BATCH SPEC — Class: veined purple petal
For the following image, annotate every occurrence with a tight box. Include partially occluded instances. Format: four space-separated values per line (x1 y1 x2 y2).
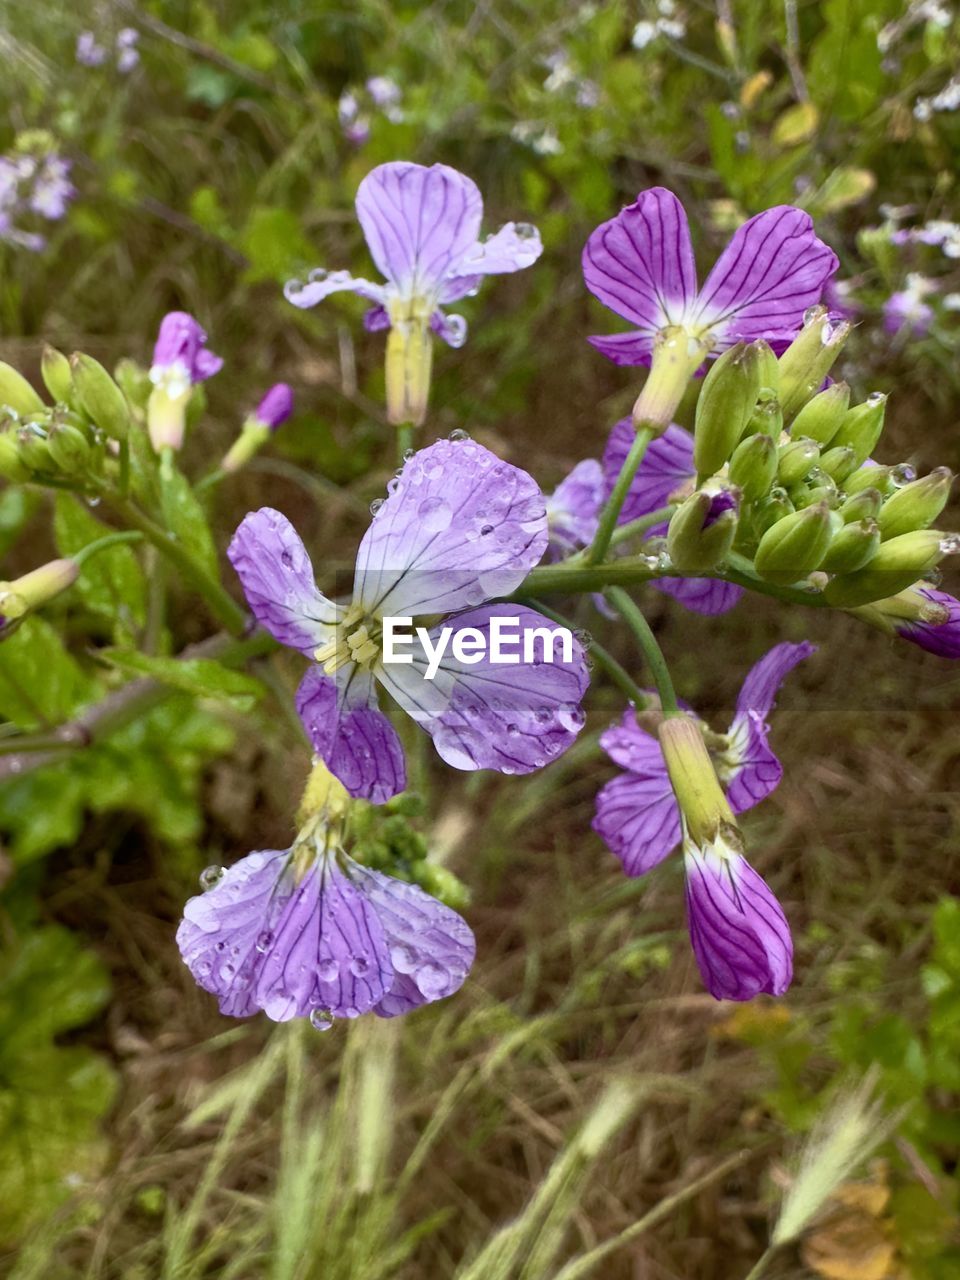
684 842 793 1000
593 707 681 875
654 577 744 616
421 604 589 775
349 864 476 1016
546 458 604 559
603 419 695 524
583 187 697 332
363 305 392 332
228 508 340 655
284 269 387 311
895 587 960 658
586 330 656 367
598 704 662 771
296 667 406 804
356 162 483 296
734 640 815 724
694 206 838 349
353 439 548 619
151 311 223 382
444 221 543 294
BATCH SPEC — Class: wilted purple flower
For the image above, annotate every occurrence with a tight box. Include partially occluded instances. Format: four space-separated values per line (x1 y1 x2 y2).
545 459 604 558
76 32 108 67
177 838 475 1023
883 274 935 337
603 418 743 615
228 437 590 803
253 382 294 431
583 187 838 367
150 311 223 398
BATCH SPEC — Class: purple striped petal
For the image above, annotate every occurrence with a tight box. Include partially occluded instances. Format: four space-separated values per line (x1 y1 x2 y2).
583 187 697 332
354 439 548 619
546 458 604 558
694 206 838 349
284 269 387 311
421 604 589 775
228 508 340 656
586 330 656 367
443 221 543 297
593 707 681 875
603 419 695 524
355 162 483 296
684 842 793 1000
894 587 960 658
349 864 476 1016
151 311 222 382
654 577 744 616
296 667 406 803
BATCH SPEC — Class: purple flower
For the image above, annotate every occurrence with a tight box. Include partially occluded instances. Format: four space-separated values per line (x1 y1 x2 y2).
582 186 838 367
116 27 140 73
894 586 960 657
76 32 108 67
150 311 223 398
177 841 475 1023
883 275 935 337
366 76 402 110
228 438 590 803
545 459 604 558
602 418 743 615
284 161 543 350
28 157 75 221
253 382 294 431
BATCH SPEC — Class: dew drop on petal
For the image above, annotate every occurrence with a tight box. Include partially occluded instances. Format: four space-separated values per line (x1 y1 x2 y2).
255 931 272 954
349 955 370 976
370 497 385 517
308 268 328 284
415 962 451 999
448 428 471 442
558 703 585 732
866 391 887 406
939 533 960 555
309 1007 335 1032
317 957 340 982
390 944 418 973
890 463 916 487
418 496 453 532
514 222 537 241
199 865 224 891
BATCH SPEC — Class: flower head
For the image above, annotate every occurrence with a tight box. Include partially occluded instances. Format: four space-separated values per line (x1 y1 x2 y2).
76 32 108 67
883 274 935 337
228 437 590 803
545 458 604 559
147 311 222 452
116 28 140 74
253 382 294 431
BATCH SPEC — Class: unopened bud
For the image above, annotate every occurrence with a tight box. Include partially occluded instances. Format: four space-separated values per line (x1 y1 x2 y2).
71 354 131 440
753 489 795 535
819 445 859 484
0 558 79 621
0 362 44 417
820 518 880 573
823 530 951 606
41 346 74 405
729 433 778 501
840 487 883 523
16 425 52 471
792 480 838 510
778 308 852 420
47 422 93 474
753 340 779 396
830 393 887 467
788 381 850 446
849 584 952 638
743 387 783 439
0 432 29 483
754 501 833 583
693 342 762 477
778 437 820 487
666 487 739 571
114 357 153 409
845 463 892 497
877 467 953 541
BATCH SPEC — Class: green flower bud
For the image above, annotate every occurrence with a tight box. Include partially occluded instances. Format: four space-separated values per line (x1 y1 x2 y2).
820 519 881 573
829 393 887 467
114 358 153 410
46 422 93 474
849 584 951 636
0 362 44 417
0 431 29 482
753 340 779 396
791 480 838 510
778 309 852 421
659 716 737 846
823 530 952 607
410 862 471 912
840 487 883 523
728 433 778 501
16 425 52 471
844 464 892 497
41 346 74 405
787 381 850 447
666 487 739 572
876 467 953 541
693 342 762 478
752 489 795 536
754 501 833 583
70 353 131 440
778 437 821 487
819 445 859 484
743 388 783 440
0 558 79 620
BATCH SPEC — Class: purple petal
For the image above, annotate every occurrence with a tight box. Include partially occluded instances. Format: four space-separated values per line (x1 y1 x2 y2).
593 707 681 875
355 162 483 295
363 305 392 332
582 187 697 332
354 439 548 619
254 383 294 431
228 508 340 655
694 207 839 349
895 587 960 658
654 577 744 616
420 604 589 775
598 704 661 771
284 269 387 311
546 458 604 559
296 667 406 804
349 864 476 1016
684 843 793 1000
444 220 543 293
603 419 695 524
734 640 815 724
586 330 656 367
151 311 222 383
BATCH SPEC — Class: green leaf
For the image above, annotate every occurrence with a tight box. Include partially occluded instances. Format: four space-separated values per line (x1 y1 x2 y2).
159 464 219 580
99 649 266 710
53 494 146 641
0 618 95 729
239 206 318 284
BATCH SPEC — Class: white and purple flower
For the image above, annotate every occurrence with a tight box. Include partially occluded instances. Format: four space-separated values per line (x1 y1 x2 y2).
883 273 936 338
147 311 223 451
228 437 590 804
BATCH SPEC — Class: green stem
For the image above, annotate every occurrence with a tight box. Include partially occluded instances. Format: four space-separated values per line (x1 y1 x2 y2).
395 422 415 465
118 438 130 497
740 1246 778 1280
604 587 679 717
525 597 650 710
71 529 143 568
585 427 653 565
609 504 676 549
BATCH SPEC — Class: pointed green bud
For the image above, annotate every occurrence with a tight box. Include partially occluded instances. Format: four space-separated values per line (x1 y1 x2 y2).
752 489 795 536
70 353 131 440
666 487 740 572
693 342 762 477
0 362 44 417
778 308 852 420
823 530 952 607
840 487 883 523
849 584 952 636
778 437 820 487
729 433 778 501
46 422 93 474
791 480 838 510
16 425 52 471
830 393 887 467
754 501 833 583
0 558 79 620
114 357 153 410
820 519 881 573
0 432 29 482
844 464 892 497
819 445 859 484
787 381 851 446
753 340 779 396
877 467 953 541
743 388 783 440
41 346 74 405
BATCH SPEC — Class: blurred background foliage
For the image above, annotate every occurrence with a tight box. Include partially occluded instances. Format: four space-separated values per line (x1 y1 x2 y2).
0 0 958 1276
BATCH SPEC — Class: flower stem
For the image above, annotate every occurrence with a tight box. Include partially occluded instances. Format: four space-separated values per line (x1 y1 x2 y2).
525 597 651 710
604 587 679 717
396 422 415 465
609 505 676 548
71 529 144 568
585 427 653 566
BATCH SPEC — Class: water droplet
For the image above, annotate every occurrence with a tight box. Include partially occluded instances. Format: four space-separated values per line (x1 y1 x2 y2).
479 523 494 536
535 706 552 724
85 495 102 508
403 448 415 461
310 1007 335 1032
280 550 293 568
803 306 823 326
255 931 272 954
939 533 960 554
558 702 585 732
418 496 453 532
199 865 224 891
390 944 418 973
317 957 340 982
890 464 916 488
415 962 451 999
514 222 538 241
308 267 328 284
866 391 887 406
370 497 385 516
924 566 944 587
448 428 471 442
444 314 468 348
349 955 370 976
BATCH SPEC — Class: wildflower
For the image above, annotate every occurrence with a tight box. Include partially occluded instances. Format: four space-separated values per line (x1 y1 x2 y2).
221 383 294 473
602 418 743 614
851 583 960 658
593 643 813 999
366 75 403 121
545 459 604 558
228 437 590 803
285 162 542 425
147 311 222 451
76 32 108 67
116 28 140 74
883 273 936 337
0 149 75 249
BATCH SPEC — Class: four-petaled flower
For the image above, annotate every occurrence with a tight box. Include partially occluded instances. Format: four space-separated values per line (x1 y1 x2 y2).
228 437 590 805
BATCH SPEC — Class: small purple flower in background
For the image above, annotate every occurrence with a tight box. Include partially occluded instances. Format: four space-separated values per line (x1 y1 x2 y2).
28 156 76 221
338 91 371 147
366 76 404 121
602 418 743 615
545 459 604 559
221 383 295 473
178 834 475 1024
116 28 140 74
76 32 108 67
228 437 590 803
883 273 936 338
147 311 223 451
822 277 860 323
592 642 813 999
582 186 838 367
253 382 294 431
0 149 75 250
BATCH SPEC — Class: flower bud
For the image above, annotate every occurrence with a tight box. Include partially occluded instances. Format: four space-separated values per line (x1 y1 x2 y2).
876 467 953 541
632 326 708 434
829 393 887 467
666 487 739 572
41 346 74 405
253 383 294 431
753 340 779 396
0 558 79 623
820 518 880 573
743 388 783 440
840 487 883 523
778 438 820 487
0 432 29 483
46 421 93 474
752 489 795 535
728 433 778 501
778 308 852 421
823 530 951 606
819 445 859 484
658 715 737 846
16 425 52 471
0 362 44 417
850 584 960 658
787 381 850 446
791 480 838 510
844 463 892 497
70 354 131 440
114 357 153 409
754 501 833 583
693 342 762 477
221 384 295 473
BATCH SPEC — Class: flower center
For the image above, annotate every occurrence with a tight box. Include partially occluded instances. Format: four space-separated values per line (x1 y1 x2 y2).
313 602 382 674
